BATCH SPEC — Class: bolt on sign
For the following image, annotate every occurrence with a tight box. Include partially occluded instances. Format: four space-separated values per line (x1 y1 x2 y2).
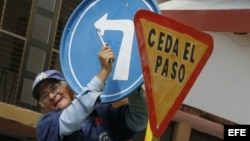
134 10 214 137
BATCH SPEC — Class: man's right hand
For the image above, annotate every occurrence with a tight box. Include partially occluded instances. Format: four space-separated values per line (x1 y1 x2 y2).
97 46 115 83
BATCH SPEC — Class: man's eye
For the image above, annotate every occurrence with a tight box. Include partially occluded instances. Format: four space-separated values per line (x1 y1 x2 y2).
50 84 59 92
41 93 48 99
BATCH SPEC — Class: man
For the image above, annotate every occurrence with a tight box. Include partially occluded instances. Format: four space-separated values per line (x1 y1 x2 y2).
32 46 148 141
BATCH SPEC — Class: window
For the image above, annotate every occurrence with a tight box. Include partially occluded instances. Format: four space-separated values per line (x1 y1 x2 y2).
0 0 32 104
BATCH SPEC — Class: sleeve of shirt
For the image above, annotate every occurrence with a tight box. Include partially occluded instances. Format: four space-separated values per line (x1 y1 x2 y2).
59 75 104 139
125 87 148 132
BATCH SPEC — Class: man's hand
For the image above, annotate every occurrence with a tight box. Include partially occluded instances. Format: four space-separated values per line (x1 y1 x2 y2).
97 46 115 83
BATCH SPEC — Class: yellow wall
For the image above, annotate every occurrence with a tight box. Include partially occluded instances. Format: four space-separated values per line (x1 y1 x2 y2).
0 102 41 128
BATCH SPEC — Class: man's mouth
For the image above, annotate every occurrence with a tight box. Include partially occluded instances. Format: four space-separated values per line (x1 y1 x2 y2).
55 96 63 107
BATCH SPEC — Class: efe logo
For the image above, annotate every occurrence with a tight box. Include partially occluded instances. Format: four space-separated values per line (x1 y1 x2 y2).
224 125 250 141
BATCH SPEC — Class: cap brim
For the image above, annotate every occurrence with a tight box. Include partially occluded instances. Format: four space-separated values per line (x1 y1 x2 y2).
32 78 58 100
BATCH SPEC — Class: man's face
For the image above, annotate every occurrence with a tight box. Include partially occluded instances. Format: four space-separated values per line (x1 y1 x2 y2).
38 80 74 111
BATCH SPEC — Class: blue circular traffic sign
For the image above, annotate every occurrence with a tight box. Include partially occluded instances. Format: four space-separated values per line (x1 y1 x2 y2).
60 0 160 103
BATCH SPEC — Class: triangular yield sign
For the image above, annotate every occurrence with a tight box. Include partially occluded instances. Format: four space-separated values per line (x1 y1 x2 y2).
134 10 214 137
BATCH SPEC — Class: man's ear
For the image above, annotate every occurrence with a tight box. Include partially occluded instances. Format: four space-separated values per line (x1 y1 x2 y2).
63 83 75 100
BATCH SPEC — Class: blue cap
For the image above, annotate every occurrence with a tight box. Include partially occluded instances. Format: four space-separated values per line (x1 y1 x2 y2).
32 70 65 100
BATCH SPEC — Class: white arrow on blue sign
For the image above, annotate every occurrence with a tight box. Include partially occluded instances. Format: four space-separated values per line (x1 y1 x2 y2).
60 0 160 103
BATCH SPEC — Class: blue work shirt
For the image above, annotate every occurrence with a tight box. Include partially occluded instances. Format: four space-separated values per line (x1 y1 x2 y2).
36 76 148 141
